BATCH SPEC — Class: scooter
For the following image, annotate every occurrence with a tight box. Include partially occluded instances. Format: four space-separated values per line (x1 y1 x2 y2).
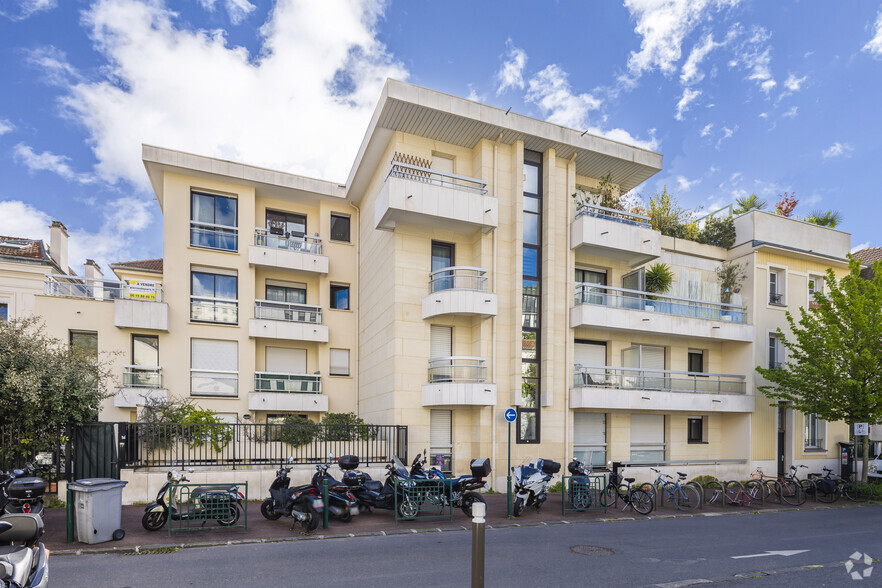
0 513 49 587
260 463 324 532
141 468 244 531
341 455 421 519
310 458 359 523
0 464 46 519
566 457 594 510
511 458 560 517
410 449 491 517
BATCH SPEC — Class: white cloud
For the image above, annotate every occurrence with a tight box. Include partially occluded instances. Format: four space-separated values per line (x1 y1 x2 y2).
0 119 13 135
680 33 721 86
863 9 882 58
496 39 527 95
13 143 95 184
758 112 768 119
197 0 256 25
782 106 798 118
675 87 701 120
852 241 871 254
0 201 50 242
586 126 659 152
466 84 485 103
0 0 57 21
525 64 602 129
699 122 713 137
730 26 776 95
39 0 406 190
24 46 82 86
715 125 736 149
822 142 853 159
783 73 806 92
676 175 700 192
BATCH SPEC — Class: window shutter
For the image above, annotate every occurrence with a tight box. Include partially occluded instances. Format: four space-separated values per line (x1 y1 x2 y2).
265 347 306 373
575 343 606 367
574 413 605 445
631 414 664 444
640 346 665 370
330 349 350 376
430 325 452 359
191 339 237 371
430 410 452 446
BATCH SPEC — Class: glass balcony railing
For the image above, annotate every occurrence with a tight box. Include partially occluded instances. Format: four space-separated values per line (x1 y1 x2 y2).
190 297 238 324
428 266 489 293
122 366 162 388
44 275 162 302
254 372 322 394
387 162 487 194
575 283 747 323
575 203 651 228
254 299 322 324
573 364 746 394
427 356 488 383
254 228 322 255
190 222 238 251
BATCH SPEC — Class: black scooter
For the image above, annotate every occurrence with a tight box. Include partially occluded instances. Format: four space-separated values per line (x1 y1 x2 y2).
310 459 359 523
142 468 244 531
0 463 46 519
0 513 49 587
341 455 419 518
260 463 323 532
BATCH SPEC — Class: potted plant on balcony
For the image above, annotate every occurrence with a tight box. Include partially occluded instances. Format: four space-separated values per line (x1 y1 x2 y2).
644 263 673 312
716 261 746 321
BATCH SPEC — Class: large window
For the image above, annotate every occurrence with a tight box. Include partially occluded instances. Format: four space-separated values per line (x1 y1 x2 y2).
191 270 238 324
330 214 351 243
128 334 160 388
330 284 350 310
805 414 826 450
266 210 306 238
191 191 238 251
518 151 542 444
631 414 665 462
330 349 350 377
191 339 238 397
431 241 455 291
70 331 98 356
430 409 453 475
574 413 606 467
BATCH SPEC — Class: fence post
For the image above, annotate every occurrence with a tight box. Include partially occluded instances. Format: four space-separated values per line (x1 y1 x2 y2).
322 479 329 530
66 485 74 543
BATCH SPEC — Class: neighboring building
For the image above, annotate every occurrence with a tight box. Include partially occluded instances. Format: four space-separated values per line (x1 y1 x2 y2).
15 80 855 481
0 222 72 321
853 247 881 280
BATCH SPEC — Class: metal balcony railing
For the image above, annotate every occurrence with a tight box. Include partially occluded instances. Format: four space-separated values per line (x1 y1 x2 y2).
190 297 238 324
254 372 322 394
769 292 785 305
254 299 322 324
387 162 488 195
575 203 651 228
573 364 746 394
122 366 162 388
427 356 488 383
190 222 238 251
253 228 323 255
44 275 163 302
575 283 747 324
428 266 489 293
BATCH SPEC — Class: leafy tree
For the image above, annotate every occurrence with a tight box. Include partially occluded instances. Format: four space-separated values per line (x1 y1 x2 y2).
572 172 622 211
733 194 767 214
805 210 844 229
774 192 798 217
139 398 233 452
648 187 690 237
698 216 737 248
756 257 882 482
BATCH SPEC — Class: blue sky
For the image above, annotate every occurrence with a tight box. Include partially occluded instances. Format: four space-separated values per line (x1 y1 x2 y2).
1 0 880 272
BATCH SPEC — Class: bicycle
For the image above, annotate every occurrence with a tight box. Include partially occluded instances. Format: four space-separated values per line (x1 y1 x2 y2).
599 469 654 515
814 467 872 503
639 468 700 511
750 465 807 506
705 479 762 506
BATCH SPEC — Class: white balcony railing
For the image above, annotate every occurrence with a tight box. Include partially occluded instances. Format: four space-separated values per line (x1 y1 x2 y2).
190 369 238 397
575 203 651 228
388 162 487 194
190 296 238 324
428 266 489 293
428 356 487 383
254 228 322 255
44 275 162 302
575 283 747 324
122 366 162 388
573 365 746 394
254 299 322 324
254 372 322 394
190 222 238 251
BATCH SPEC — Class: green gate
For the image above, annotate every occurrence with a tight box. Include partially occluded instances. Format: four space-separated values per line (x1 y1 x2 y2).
561 474 607 514
393 478 453 522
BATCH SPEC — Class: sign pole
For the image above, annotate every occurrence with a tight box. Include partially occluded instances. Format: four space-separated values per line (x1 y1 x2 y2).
503 408 516 518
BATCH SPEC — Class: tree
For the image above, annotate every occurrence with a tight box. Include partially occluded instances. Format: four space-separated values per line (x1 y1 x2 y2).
733 194 767 214
774 192 798 217
755 257 882 482
697 216 736 248
805 210 844 229
648 187 690 238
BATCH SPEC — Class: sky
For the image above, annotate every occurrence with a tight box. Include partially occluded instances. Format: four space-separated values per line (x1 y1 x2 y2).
1 0 881 273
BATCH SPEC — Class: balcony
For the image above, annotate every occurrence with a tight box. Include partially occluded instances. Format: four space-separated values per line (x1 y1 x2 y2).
248 229 328 274
248 300 329 342
570 204 660 267
190 223 238 252
421 267 497 319
44 275 169 331
571 283 754 342
249 372 328 412
570 365 753 413
190 297 238 325
422 357 496 406
114 366 167 408
375 163 497 233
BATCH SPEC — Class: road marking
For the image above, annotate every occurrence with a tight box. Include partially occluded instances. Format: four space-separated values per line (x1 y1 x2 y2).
656 580 712 587
731 550 809 559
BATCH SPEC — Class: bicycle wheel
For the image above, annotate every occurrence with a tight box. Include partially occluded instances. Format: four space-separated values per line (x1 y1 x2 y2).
629 488 654 515
780 479 806 506
844 481 873 503
704 480 725 505
600 485 617 507
724 481 744 505
815 481 841 504
674 484 700 511
799 478 816 501
638 482 657 503
762 480 780 502
745 480 764 505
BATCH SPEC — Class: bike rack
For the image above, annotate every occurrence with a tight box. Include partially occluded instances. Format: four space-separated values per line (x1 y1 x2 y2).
167 482 247 534
561 474 607 515
393 477 453 523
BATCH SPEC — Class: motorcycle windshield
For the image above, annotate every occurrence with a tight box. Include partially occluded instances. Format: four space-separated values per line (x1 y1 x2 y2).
391 457 409 478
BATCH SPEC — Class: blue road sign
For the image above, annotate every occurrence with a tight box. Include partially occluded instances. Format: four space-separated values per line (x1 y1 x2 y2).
504 408 517 423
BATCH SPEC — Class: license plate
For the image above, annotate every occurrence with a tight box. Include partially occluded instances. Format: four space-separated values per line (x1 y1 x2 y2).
311 499 323 509
349 506 359 516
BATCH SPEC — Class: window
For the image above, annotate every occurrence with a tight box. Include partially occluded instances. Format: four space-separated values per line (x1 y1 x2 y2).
265 346 307 373
688 350 704 374
688 416 707 444
768 335 780 369
266 284 306 305
70 331 98 356
330 214 351 243
128 334 160 388
429 325 453 382
266 210 306 238
631 414 665 462
430 409 453 475
518 152 542 443
769 268 784 305
431 241 455 291
574 341 606 386
330 284 350 310
330 349 350 377
191 270 238 324
0 302 7 321
574 413 606 466
191 339 238 397
190 191 238 251
808 275 823 306
805 414 825 449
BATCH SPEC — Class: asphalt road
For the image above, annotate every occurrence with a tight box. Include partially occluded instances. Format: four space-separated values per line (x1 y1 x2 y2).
52 506 882 587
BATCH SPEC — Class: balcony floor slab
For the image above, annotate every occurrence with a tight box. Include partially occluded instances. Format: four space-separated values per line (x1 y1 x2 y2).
569 386 754 413
249 318 329 343
570 304 755 342
422 383 496 406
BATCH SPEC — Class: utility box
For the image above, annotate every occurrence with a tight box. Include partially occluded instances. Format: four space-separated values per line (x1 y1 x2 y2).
839 441 855 481
69 478 128 544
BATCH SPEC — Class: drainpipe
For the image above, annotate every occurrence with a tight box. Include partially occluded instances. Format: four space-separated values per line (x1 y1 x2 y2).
491 132 502 489
565 153 576 465
349 200 360 416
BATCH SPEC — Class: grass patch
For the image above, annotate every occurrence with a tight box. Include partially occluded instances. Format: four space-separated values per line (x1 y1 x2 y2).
547 481 563 494
123 546 181 556
44 495 65 509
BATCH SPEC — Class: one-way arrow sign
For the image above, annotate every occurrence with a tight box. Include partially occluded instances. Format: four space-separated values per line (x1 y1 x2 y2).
731 550 809 559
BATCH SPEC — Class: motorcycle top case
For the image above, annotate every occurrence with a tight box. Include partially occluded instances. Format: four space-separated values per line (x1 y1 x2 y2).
6 477 46 500
470 458 492 478
342 471 368 487
338 455 359 471
537 459 561 475
567 460 582 475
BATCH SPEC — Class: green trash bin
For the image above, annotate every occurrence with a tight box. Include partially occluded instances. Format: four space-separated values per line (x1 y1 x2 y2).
69 478 128 544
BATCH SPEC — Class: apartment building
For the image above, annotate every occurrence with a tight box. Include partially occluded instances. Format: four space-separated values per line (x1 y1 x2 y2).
13 80 854 483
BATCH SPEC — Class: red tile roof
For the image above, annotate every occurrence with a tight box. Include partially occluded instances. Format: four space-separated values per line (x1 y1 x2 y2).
0 236 48 261
853 248 882 265
110 258 164 273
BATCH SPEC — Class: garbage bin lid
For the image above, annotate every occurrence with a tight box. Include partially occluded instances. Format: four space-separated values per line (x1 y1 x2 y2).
70 478 128 491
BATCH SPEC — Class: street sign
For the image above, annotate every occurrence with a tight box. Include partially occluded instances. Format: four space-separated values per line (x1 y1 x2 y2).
504 408 517 423
855 423 869 436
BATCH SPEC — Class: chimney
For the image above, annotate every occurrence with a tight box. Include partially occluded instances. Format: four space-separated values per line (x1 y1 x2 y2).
84 259 103 280
84 259 104 300
49 221 69 274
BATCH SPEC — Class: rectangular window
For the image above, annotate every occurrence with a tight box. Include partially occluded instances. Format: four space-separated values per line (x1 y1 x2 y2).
191 191 238 251
808 275 823 306
191 270 238 324
688 416 707 444
330 214 351 243
431 241 455 292
574 341 606 386
430 409 453 475
517 410 539 444
0 302 7 322
128 335 160 388
266 210 306 238
631 414 665 462
574 413 606 467
518 153 542 444
330 349 350 377
266 284 306 304
768 335 779 369
805 414 825 449
688 350 704 374
70 331 98 356
769 269 784 305
330 284 350 310
191 339 238 397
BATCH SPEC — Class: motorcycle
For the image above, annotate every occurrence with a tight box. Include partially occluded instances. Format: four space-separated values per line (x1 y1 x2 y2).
260 463 324 532
0 464 46 519
410 449 491 517
340 455 422 519
141 468 244 531
511 458 560 517
309 457 359 523
566 457 594 510
0 514 48 588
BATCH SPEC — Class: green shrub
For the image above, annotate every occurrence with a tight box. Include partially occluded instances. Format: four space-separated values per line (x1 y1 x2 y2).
689 475 719 486
547 481 563 493
279 415 318 447
138 398 232 452
698 216 736 248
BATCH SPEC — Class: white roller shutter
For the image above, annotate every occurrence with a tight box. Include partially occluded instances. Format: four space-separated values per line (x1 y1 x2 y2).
574 413 606 445
641 346 665 370
430 410 452 446
631 414 665 445
266 347 306 373
330 349 350 376
575 342 606 367
191 339 237 371
430 325 452 359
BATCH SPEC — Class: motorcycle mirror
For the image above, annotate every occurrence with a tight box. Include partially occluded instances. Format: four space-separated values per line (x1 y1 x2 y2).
328 452 334 459
287 456 295 464
187 467 194 473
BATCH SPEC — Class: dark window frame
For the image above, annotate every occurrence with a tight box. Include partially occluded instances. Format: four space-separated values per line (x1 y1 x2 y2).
330 213 351 243
330 283 350 310
132 334 159 365
687 416 706 444
518 152 542 444
190 190 239 251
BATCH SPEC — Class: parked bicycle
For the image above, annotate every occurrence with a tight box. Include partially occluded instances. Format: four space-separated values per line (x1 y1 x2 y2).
639 468 700 511
750 465 807 506
704 479 762 507
599 468 653 515
807 466 873 503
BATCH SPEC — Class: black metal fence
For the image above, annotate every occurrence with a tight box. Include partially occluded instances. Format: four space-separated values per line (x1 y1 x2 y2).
0 426 68 492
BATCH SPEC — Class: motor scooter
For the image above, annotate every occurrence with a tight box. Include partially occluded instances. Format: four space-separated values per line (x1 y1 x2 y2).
260 462 324 532
511 458 560 517
310 456 359 522
410 449 491 517
0 513 49 587
141 468 244 531
341 455 421 519
0 464 46 519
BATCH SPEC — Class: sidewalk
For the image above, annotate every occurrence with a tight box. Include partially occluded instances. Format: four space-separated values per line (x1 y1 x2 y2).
45 492 846 555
